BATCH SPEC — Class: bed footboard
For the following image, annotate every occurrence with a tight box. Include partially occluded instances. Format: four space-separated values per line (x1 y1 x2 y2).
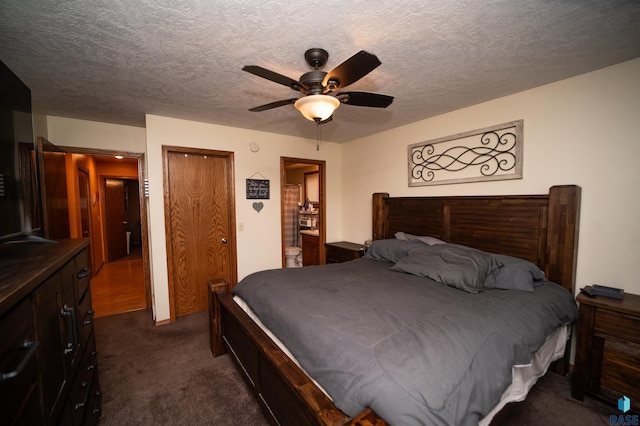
208 279 386 426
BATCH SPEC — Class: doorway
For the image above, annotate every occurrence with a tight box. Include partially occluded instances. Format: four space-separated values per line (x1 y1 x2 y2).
163 146 237 320
281 157 326 267
104 178 141 262
59 146 151 319
105 178 128 261
78 168 93 270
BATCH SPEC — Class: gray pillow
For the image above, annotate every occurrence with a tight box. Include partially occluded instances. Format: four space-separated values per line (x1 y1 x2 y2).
490 254 545 292
390 244 502 293
363 239 426 263
394 232 446 246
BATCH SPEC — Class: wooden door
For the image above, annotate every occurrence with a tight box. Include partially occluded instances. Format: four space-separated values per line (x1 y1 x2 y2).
77 169 93 273
164 147 236 319
38 138 70 239
105 178 127 261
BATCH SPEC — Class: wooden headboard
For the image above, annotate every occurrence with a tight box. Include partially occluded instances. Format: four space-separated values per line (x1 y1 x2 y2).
372 185 581 294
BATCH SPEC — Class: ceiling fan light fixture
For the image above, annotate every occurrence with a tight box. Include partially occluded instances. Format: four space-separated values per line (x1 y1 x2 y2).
294 95 340 121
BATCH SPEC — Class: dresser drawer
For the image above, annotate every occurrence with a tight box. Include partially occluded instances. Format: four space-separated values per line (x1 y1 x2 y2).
0 298 40 425
78 289 95 349
595 309 640 344
74 248 91 302
66 333 99 425
84 373 102 425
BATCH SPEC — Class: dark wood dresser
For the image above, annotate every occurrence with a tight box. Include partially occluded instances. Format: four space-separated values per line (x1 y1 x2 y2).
325 241 367 264
0 239 101 425
572 290 640 412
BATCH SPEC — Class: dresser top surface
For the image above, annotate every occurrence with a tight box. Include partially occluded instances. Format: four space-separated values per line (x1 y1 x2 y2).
0 239 88 314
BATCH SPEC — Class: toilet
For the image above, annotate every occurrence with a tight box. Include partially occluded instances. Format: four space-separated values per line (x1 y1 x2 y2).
284 246 303 268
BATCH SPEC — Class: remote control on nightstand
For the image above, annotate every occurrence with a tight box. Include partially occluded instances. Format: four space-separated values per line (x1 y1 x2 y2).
589 284 624 299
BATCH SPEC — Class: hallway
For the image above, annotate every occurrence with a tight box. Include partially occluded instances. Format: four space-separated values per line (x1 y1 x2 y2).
90 246 146 318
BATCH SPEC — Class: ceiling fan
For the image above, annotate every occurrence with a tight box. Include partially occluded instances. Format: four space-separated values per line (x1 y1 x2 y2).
243 48 394 124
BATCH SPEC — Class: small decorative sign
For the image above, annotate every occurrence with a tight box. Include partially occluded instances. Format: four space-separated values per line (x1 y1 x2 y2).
246 178 270 199
408 120 523 186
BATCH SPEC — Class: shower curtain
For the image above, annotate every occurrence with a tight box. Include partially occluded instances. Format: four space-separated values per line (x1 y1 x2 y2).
283 184 300 247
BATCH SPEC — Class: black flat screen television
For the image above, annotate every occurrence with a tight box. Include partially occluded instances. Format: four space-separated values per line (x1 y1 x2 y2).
0 59 41 243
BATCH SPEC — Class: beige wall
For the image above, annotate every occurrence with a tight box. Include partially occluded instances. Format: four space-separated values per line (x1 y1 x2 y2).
42 58 640 322
144 115 342 321
342 58 640 296
46 116 147 152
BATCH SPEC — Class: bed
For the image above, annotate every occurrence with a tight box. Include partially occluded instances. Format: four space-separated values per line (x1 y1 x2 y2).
208 185 580 425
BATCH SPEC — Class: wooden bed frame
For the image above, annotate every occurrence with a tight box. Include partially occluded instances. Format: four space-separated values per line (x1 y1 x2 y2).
208 185 580 426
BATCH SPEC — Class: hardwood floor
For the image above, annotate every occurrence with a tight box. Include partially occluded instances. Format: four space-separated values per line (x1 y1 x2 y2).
91 247 146 318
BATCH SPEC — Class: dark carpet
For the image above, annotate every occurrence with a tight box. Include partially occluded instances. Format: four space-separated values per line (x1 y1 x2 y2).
94 309 614 425
94 310 269 425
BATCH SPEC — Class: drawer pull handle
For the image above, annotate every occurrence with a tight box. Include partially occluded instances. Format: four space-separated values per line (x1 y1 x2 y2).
75 381 91 410
92 391 103 416
0 340 39 383
61 305 78 354
78 267 91 279
83 310 95 326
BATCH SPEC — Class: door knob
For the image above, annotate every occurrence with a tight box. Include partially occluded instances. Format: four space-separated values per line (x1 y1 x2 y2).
221 238 228 244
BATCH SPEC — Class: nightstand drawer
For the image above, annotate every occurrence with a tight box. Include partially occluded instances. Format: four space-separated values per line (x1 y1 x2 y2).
595 309 640 344
326 242 366 264
599 336 640 404
573 291 640 413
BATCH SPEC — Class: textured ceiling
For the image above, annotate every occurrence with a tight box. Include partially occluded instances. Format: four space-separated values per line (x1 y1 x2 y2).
1 0 639 143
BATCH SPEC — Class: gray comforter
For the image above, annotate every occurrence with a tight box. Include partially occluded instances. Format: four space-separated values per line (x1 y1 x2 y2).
232 258 578 426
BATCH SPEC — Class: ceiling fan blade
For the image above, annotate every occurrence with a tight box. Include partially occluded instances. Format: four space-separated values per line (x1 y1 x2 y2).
337 92 394 108
242 66 306 91
322 51 381 90
248 98 298 112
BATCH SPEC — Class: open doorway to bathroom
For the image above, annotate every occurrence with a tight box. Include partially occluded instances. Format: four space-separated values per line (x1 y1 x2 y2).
281 157 326 267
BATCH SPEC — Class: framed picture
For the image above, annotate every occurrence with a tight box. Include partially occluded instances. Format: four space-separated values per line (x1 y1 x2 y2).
246 178 270 199
408 120 523 186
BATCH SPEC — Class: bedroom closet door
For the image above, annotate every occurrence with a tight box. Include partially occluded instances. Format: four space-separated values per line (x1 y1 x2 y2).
164 146 237 320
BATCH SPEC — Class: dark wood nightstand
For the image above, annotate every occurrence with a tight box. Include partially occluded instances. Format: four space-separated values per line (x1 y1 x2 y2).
572 290 640 413
325 241 367 264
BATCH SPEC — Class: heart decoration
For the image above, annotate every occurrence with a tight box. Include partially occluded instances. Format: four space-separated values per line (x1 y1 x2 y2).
252 202 264 213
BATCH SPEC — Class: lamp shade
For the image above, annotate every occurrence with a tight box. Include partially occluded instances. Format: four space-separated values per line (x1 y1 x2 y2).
294 95 340 121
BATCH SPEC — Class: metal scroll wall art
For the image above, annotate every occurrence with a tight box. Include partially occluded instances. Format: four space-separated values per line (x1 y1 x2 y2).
408 120 523 186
